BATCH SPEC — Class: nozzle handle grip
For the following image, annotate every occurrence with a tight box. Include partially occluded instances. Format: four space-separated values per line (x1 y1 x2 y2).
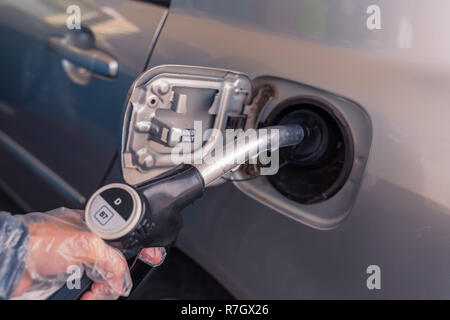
133 164 205 248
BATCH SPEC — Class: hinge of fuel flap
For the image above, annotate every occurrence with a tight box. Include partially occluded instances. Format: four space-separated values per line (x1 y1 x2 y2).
121 65 263 186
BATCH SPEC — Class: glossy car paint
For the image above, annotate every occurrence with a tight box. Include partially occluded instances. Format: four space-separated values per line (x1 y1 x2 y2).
1 0 450 299
0 0 167 210
145 0 450 298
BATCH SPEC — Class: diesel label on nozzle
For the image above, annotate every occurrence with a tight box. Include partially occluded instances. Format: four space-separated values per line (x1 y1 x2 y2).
85 183 143 241
94 206 114 225
89 194 128 231
99 187 134 221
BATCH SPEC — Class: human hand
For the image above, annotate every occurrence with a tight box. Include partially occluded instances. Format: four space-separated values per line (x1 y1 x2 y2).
12 207 132 300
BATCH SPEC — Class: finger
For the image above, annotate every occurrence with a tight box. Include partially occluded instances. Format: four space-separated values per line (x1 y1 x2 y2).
71 235 130 297
139 247 166 266
80 291 96 300
80 282 120 300
36 208 87 232
12 272 33 298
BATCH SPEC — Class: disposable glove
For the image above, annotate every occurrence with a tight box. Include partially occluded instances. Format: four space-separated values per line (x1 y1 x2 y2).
12 207 132 300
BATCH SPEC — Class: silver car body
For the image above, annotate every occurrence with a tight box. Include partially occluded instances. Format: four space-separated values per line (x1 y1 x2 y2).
149 0 450 299
1 0 449 299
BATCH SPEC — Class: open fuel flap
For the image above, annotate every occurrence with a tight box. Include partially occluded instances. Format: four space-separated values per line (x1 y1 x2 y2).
121 65 252 186
120 65 372 229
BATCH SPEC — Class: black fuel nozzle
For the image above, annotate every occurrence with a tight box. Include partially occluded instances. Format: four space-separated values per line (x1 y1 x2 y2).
133 164 204 248
85 124 305 252
85 164 204 253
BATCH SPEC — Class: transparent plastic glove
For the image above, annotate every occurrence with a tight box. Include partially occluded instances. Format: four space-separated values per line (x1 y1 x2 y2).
12 207 132 300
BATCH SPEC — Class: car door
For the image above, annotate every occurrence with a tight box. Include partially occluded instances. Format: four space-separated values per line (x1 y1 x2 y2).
0 0 168 211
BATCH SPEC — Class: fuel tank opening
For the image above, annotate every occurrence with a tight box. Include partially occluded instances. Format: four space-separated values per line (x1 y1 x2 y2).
263 97 354 204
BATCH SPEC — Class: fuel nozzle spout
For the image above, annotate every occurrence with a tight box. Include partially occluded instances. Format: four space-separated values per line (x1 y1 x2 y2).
195 124 305 186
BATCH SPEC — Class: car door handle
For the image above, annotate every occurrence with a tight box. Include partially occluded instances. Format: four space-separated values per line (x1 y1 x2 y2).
47 36 118 78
